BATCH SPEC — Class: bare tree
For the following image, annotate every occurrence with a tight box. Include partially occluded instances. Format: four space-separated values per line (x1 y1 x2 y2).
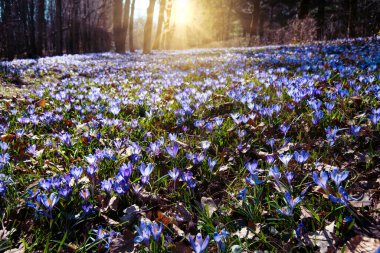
36 0 45 55
153 0 166 50
129 0 136 52
143 0 156 54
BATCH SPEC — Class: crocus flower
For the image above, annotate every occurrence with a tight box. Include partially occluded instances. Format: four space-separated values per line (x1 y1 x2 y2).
80 188 90 201
330 169 349 187
285 171 295 185
189 233 210 253
70 166 83 181
312 171 329 191
39 193 59 211
245 174 265 186
328 186 355 206
151 221 163 241
293 150 309 164
214 228 230 252
134 221 152 245
349 125 361 138
279 123 290 136
168 168 180 181
101 179 114 193
200 141 211 151
236 187 247 201
245 160 259 174
278 191 302 216
268 165 281 186
166 143 179 158
138 162 154 184
279 153 293 167
207 158 217 172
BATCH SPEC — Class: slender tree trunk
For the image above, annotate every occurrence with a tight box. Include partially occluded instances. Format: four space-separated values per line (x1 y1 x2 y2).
36 0 45 56
316 0 325 40
29 0 36 57
143 0 156 54
225 0 233 41
122 0 131 51
163 0 173 49
153 0 166 50
55 0 63 55
249 0 260 46
348 0 357 38
129 0 136 52
113 0 123 52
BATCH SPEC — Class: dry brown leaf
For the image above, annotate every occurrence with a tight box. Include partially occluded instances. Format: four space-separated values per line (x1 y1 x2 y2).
343 235 380 253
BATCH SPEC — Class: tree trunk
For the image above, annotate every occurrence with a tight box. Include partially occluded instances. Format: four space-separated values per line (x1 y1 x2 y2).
36 0 45 56
55 0 63 55
249 0 260 46
29 0 36 57
129 0 136 52
348 0 357 38
299 0 310 19
143 0 156 54
153 0 166 50
316 0 325 40
163 0 173 49
113 0 130 52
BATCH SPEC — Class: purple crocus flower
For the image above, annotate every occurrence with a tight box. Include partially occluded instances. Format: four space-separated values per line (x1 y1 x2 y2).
134 221 152 245
330 169 349 187
82 204 93 214
80 188 90 201
151 221 163 241
312 171 329 190
166 143 179 158
168 168 180 181
285 171 295 185
328 186 352 206
70 166 83 181
189 233 210 253
279 123 291 136
0 153 10 169
268 165 281 186
0 180 6 197
278 191 302 216
279 153 293 167
293 150 309 164
246 173 265 186
349 125 361 138
138 163 154 184
207 158 217 172
245 160 259 174
214 228 230 252
101 179 114 193
39 193 59 211
26 144 37 157
236 187 247 200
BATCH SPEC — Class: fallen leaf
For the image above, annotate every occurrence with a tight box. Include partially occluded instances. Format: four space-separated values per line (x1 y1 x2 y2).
201 197 217 217
233 227 255 240
304 222 336 253
343 235 380 253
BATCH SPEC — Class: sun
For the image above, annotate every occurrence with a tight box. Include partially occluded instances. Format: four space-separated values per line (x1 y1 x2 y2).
173 0 192 26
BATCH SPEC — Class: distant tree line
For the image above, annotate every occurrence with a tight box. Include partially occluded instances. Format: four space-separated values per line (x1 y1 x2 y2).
0 0 379 59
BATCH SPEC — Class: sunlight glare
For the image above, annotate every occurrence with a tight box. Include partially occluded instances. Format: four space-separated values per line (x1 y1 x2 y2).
173 0 192 26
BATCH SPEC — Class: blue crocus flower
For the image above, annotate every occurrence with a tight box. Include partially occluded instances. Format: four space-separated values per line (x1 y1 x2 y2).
328 186 352 206
134 221 152 245
293 150 309 164
279 153 293 168
329 169 349 187
138 162 154 184
245 160 259 175
245 173 265 186
168 167 180 181
214 228 230 252
39 193 59 211
166 143 179 158
70 166 83 181
151 221 163 241
189 233 210 253
312 171 329 191
349 125 361 138
237 187 247 201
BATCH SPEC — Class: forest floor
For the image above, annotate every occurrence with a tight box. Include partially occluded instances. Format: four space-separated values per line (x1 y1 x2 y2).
0 38 379 252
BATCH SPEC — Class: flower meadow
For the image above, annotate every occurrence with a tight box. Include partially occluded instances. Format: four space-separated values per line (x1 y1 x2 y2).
0 37 380 252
